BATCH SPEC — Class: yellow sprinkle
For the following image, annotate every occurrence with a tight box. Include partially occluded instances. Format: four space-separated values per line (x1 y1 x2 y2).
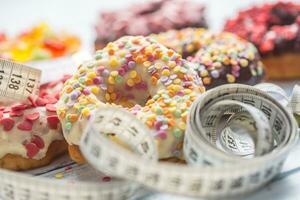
79 99 88 105
127 79 135 87
87 72 96 79
143 61 152 67
162 69 170 76
105 93 110 101
55 173 64 179
173 78 181 84
148 114 156 120
178 122 186 130
146 99 155 106
107 42 113 48
240 59 249 67
110 56 120 67
168 61 176 68
129 70 137 78
168 107 176 113
155 63 162 69
91 86 100 95
173 66 181 73
184 89 192 94
226 74 236 83
79 68 86 74
133 75 141 83
108 76 115 84
81 108 90 117
200 70 208 77
110 71 119 77
118 50 126 57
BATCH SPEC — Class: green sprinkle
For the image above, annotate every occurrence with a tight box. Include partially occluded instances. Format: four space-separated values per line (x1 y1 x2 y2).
115 75 123 84
162 56 169 62
173 128 182 138
65 122 72 130
79 77 85 83
95 53 102 60
173 110 181 118
155 107 163 115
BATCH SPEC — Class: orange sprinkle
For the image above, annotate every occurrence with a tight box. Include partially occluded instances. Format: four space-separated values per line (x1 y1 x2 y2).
68 114 78 122
151 76 158 85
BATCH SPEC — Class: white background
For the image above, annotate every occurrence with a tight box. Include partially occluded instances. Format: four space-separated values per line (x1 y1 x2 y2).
1 0 300 200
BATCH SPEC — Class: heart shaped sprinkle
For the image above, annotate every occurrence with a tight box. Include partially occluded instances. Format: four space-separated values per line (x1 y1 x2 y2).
44 95 58 104
25 143 39 158
10 110 24 117
47 115 59 129
36 97 49 106
17 120 33 131
11 103 27 111
0 117 15 131
31 135 45 149
25 112 40 121
46 104 56 112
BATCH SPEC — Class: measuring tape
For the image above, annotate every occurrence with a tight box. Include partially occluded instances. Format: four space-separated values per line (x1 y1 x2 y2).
0 59 41 101
80 84 299 198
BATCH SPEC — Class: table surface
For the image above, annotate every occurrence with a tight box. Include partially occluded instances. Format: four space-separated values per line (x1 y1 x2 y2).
1 0 300 200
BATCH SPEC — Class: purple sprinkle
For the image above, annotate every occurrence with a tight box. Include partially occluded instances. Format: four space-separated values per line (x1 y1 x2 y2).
70 91 79 100
162 65 169 70
160 124 168 130
102 69 109 77
160 76 169 83
73 83 80 88
164 79 172 86
128 61 136 69
170 55 177 61
97 66 105 74
232 65 241 71
210 70 220 78
170 74 177 80
67 101 75 107
100 84 107 90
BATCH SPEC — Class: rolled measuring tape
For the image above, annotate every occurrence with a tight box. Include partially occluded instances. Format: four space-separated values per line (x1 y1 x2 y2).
80 84 299 198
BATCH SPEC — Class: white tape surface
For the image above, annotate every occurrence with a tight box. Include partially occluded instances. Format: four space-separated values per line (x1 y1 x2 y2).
0 59 41 100
80 84 299 198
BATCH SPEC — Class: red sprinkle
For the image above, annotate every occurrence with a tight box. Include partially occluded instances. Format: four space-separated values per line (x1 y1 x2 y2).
10 110 24 117
0 117 15 131
36 97 49 106
102 176 112 182
25 143 39 158
46 104 56 112
47 115 59 129
25 112 40 121
11 103 27 111
31 135 45 149
44 95 58 104
17 120 33 131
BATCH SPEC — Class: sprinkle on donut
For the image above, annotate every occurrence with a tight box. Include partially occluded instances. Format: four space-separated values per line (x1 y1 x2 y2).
57 36 205 159
224 2 300 56
151 28 264 89
0 76 67 160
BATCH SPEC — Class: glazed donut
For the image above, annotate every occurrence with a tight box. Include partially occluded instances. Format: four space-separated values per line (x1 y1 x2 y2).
0 76 69 171
94 0 207 50
224 2 300 80
151 28 264 89
57 36 205 163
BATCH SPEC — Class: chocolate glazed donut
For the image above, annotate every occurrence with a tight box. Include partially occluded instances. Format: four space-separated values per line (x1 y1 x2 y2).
94 0 207 50
151 28 264 90
224 2 300 80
